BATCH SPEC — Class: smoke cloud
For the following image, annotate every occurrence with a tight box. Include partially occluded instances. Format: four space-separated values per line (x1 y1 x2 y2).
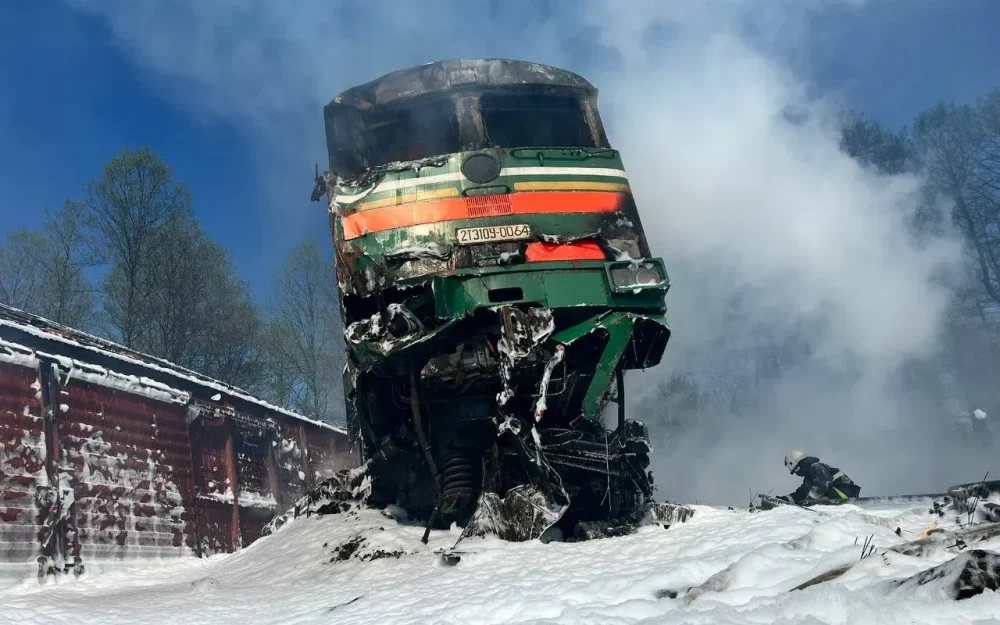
589 18 968 503
71 0 984 504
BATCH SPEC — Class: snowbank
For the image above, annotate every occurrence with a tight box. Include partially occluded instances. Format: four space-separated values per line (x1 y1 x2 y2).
1 496 998 624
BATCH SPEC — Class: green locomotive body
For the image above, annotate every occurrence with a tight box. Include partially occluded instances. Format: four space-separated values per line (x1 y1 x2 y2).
314 59 672 539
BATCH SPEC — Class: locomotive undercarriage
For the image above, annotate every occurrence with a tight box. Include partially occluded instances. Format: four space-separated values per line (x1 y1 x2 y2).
347 300 663 542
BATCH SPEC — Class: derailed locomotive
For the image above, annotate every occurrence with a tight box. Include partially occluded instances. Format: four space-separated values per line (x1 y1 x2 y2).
312 59 672 541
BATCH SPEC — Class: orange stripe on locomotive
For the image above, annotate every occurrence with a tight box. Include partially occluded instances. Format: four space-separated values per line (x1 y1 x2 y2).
340 190 626 239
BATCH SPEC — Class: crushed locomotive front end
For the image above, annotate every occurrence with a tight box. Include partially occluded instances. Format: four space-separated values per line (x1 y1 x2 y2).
314 59 672 542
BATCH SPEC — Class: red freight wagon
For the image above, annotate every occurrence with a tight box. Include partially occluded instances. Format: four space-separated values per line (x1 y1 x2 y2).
0 304 357 586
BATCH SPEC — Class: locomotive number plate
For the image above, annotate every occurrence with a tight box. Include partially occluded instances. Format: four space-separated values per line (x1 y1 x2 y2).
456 224 531 245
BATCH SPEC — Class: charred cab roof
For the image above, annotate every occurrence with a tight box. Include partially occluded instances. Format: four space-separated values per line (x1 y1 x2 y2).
322 59 609 177
329 59 597 110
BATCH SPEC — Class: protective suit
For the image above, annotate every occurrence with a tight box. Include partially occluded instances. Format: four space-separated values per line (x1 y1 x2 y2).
782 450 861 505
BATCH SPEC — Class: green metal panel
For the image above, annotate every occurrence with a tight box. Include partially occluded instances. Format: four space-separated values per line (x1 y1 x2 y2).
538 271 610 307
431 264 667 319
550 310 671 420
454 260 605 278
579 313 633 420
550 311 613 345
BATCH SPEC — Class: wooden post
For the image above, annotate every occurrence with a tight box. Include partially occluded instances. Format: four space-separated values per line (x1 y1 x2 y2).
329 428 339 470
223 423 241 550
186 419 204 558
40 361 61 487
266 431 283 510
37 360 66 577
298 425 313 491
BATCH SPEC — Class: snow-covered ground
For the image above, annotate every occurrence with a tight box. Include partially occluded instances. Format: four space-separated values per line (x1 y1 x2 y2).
1 498 998 625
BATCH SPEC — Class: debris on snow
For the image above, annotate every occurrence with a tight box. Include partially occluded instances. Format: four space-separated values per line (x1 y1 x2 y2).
327 533 408 563
261 464 372 537
888 522 1000 557
890 549 1000 601
574 503 695 541
789 563 855 592
460 485 569 543
643 501 696 527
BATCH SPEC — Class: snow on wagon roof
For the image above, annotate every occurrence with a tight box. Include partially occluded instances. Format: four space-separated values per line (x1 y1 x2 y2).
0 303 345 434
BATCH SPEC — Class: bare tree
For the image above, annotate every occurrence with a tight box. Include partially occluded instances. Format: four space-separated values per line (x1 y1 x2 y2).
129 215 265 389
266 238 345 424
37 202 97 327
1 148 269 391
0 202 96 327
914 102 1000 306
970 91 1000 297
839 112 916 176
84 147 190 346
0 230 47 312
973 91 1000 199
906 95 1000 420
260 320 299 408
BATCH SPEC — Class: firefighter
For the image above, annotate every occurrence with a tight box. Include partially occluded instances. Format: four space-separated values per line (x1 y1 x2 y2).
779 450 861 505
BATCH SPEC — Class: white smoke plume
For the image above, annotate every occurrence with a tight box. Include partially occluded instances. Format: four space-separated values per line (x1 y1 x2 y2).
70 0 979 504
574 3 969 503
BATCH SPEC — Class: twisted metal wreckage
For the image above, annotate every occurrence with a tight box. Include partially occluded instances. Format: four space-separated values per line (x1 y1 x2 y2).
291 59 695 546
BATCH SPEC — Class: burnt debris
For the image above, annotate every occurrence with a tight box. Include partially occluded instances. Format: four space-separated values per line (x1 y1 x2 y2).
892 549 1000 601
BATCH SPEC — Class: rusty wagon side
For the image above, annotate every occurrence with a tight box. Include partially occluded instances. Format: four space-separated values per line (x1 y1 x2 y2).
0 304 357 585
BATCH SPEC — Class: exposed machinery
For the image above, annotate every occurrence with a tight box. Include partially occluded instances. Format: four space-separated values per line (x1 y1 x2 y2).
311 59 672 542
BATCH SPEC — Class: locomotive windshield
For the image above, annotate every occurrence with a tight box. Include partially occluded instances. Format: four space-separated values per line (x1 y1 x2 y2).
479 93 596 150
325 88 608 177
324 96 461 177
367 98 461 165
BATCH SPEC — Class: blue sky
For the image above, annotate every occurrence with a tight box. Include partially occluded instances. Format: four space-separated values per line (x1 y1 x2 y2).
1 0 998 302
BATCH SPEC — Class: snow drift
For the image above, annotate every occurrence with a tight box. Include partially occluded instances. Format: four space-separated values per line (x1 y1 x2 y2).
2 492 998 625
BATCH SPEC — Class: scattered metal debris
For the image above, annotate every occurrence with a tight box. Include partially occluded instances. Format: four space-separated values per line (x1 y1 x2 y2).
891 549 1000 600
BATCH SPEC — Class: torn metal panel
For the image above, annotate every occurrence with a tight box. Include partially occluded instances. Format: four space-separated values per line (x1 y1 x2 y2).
384 242 454 262
561 312 634 420
533 345 565 422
